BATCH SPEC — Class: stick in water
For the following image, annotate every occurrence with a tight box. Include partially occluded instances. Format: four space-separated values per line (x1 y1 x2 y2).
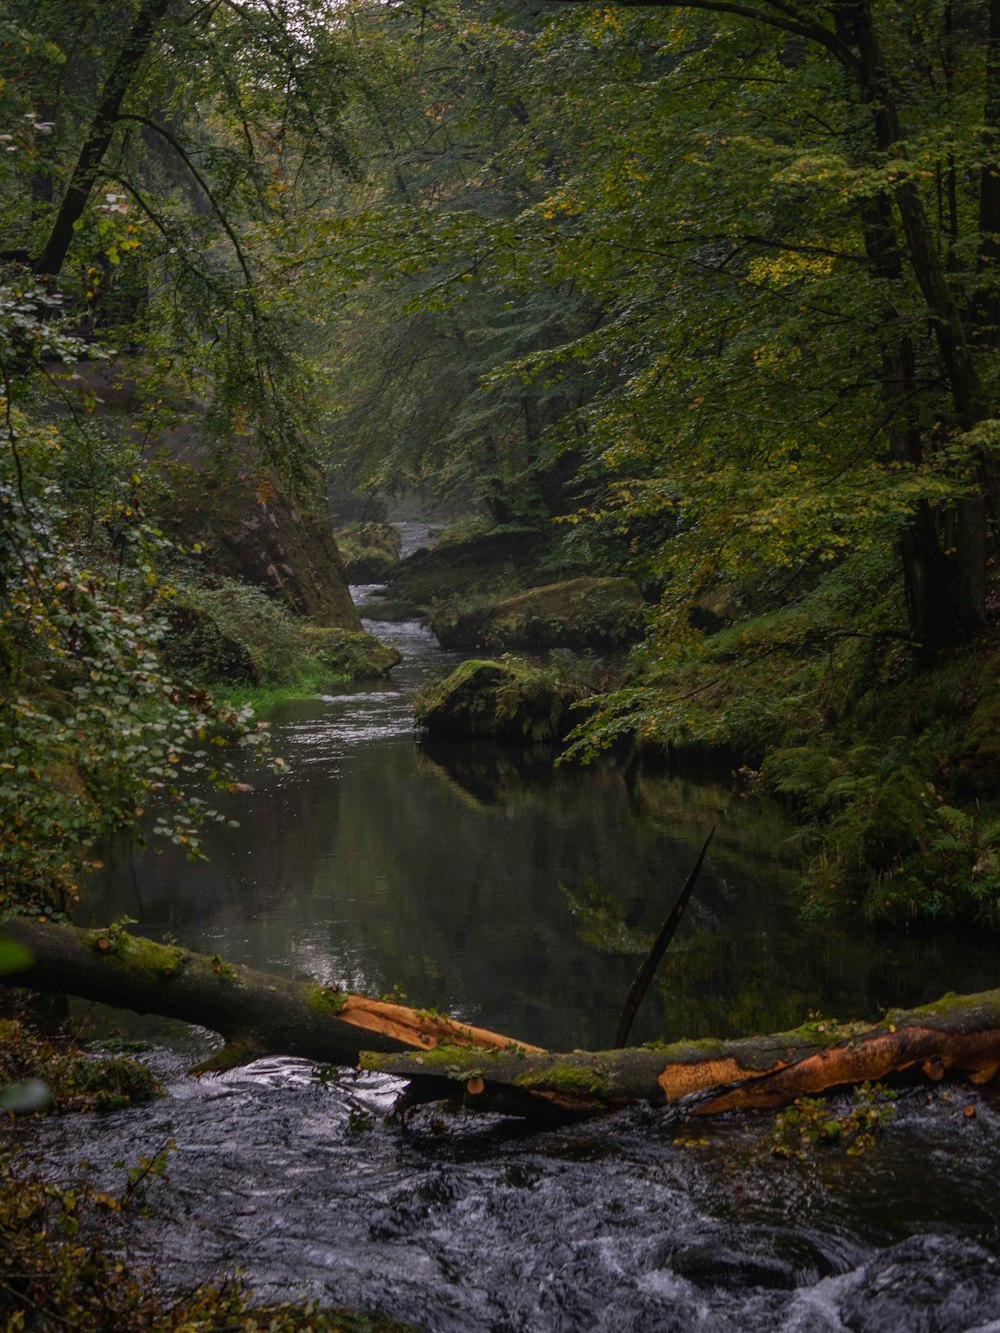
613 826 715 1049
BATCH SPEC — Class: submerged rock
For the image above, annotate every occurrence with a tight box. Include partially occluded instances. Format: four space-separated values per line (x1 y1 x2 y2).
431 576 645 652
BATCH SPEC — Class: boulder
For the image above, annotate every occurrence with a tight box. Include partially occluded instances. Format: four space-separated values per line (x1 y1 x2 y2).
414 658 583 744
163 454 361 629
305 628 402 679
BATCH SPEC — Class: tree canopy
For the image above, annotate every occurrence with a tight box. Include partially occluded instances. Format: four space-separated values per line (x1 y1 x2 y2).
6 0 1000 916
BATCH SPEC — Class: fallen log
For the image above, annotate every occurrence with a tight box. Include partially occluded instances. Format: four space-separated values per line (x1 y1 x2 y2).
366 999 1000 1117
4 917 1000 1117
0 916 542 1073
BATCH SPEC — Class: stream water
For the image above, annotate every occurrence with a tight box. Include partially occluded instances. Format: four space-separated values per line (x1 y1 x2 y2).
17 523 1000 1330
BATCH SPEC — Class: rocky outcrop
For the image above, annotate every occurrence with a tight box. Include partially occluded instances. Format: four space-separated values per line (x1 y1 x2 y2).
47 359 360 629
414 658 585 744
163 454 360 628
304 627 402 679
431 577 645 652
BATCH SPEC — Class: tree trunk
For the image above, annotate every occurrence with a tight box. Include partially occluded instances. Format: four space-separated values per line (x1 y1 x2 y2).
0 917 542 1074
33 0 171 277
5 917 1000 1119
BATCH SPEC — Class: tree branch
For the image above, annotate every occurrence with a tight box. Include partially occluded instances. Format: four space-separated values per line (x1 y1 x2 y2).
540 0 860 72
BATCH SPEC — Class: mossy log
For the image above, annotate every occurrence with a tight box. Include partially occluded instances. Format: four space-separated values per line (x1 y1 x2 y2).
0 917 541 1074
4 918 1000 1117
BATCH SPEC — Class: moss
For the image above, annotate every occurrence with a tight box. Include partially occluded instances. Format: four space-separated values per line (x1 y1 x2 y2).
643 1037 731 1060
882 989 1000 1027
514 1064 610 1099
414 656 595 745
87 930 207 985
304 627 402 680
359 1044 503 1075
308 983 347 1015
190 1037 263 1074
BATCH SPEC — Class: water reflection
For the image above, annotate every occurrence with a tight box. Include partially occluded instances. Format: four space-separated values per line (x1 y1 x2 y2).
86 679 1000 1054
47 594 1000 1329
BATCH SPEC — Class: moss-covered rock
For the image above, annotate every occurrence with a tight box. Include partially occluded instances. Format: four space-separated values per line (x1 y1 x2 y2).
960 649 1000 792
414 658 586 743
431 576 645 652
305 627 402 679
335 522 402 583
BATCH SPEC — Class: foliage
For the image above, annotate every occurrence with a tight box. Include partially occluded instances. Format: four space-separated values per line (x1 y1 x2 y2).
0 1145 412 1331
0 1013 159 1115
0 0 367 912
766 1082 897 1159
0 396 269 913
193 582 312 686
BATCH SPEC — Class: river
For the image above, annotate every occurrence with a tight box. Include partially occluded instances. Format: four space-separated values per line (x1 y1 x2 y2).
17 526 1000 1330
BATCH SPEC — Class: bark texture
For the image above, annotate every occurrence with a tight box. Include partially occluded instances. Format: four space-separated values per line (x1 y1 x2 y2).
0 917 541 1073
5 917 1000 1117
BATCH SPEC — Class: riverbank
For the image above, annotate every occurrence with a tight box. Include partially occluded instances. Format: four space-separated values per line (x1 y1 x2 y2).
390 524 1000 930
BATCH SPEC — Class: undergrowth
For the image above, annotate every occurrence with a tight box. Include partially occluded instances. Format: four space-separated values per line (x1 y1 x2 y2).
0 1012 411 1331
565 553 1000 927
0 1145 412 1332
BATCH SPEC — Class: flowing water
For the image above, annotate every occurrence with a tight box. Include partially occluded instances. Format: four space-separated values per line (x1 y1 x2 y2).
17 523 1000 1330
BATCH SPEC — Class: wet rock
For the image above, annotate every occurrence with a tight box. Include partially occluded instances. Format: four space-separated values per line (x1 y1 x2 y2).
305 627 402 679
414 659 582 744
840 1234 1000 1332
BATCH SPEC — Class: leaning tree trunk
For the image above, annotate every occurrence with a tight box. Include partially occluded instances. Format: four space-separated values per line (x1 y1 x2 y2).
34 0 172 278
4 917 1000 1119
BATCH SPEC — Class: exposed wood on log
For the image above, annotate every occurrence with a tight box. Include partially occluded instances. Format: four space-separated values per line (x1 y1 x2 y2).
369 999 1000 1116
4 917 1000 1118
0 917 541 1073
